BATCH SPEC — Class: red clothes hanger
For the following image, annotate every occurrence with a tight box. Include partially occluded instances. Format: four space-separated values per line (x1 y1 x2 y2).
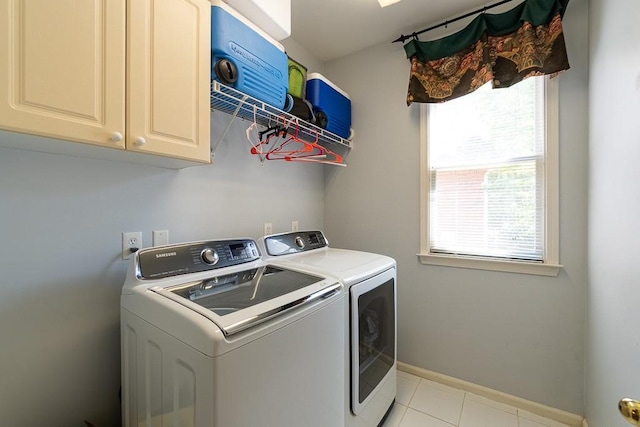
246 108 345 166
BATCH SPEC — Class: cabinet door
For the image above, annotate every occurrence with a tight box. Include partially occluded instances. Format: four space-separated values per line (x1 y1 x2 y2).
127 0 211 163
0 0 126 148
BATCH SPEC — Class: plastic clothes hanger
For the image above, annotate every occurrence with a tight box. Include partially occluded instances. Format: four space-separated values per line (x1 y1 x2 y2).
246 107 291 161
246 105 288 156
282 127 345 166
245 106 267 161
250 125 288 155
245 109 345 166
263 123 345 166
263 121 324 161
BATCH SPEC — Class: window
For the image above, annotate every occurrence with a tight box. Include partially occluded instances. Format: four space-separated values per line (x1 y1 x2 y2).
419 76 560 276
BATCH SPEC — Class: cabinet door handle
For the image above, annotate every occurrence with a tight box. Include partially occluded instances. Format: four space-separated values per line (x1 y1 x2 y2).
134 137 146 146
110 132 123 143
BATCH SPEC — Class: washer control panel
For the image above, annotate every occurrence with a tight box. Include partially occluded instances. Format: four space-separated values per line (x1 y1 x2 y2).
136 239 260 279
263 231 328 256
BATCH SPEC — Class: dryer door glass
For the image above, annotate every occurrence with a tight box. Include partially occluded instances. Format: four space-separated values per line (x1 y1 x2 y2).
355 278 395 405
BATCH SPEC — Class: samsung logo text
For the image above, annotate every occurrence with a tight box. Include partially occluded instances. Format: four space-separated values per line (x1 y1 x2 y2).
155 252 177 258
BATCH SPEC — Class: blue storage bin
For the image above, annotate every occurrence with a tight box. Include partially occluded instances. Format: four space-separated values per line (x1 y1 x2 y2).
306 73 351 139
211 0 288 109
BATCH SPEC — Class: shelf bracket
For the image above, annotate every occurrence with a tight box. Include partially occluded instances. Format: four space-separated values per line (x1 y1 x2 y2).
211 93 250 158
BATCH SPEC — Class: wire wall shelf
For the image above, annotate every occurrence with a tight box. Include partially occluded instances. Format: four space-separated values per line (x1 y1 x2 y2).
210 81 352 164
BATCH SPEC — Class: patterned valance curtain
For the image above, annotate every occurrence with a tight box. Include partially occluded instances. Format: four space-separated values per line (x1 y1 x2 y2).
404 0 570 105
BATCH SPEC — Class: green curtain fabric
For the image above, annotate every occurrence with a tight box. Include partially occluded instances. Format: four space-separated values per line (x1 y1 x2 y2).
404 0 570 104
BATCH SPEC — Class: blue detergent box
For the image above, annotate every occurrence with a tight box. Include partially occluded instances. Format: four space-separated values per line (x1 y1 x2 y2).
306 73 351 139
211 0 288 109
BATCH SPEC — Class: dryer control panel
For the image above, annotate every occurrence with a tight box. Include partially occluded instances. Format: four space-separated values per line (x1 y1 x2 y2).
136 239 260 279
263 230 328 256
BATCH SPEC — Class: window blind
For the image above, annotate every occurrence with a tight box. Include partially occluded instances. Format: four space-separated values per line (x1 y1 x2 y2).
427 77 545 261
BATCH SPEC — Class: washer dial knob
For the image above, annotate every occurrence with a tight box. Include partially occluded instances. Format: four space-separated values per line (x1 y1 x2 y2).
295 236 305 249
201 248 219 265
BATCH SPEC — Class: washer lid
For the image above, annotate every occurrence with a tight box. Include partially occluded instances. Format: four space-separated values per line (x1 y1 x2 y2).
152 265 341 336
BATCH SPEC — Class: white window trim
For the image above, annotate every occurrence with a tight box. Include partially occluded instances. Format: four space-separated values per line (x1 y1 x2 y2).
418 77 562 277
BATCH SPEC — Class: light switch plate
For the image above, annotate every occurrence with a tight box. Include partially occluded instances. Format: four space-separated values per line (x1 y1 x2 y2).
153 230 169 247
264 222 273 235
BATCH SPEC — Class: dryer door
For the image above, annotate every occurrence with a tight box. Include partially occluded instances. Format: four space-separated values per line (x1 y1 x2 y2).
350 267 396 415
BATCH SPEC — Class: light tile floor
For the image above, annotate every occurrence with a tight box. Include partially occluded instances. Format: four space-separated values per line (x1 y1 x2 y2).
382 370 571 427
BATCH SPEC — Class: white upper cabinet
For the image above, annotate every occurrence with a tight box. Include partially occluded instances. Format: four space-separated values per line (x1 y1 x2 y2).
0 0 126 149
0 0 211 165
127 0 211 162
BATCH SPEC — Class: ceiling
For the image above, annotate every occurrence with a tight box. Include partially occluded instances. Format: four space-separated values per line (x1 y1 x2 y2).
290 0 497 62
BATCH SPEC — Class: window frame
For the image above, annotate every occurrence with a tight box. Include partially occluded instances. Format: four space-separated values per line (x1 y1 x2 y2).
418 77 561 277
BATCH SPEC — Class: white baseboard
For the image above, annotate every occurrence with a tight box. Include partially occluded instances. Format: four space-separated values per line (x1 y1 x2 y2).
397 361 585 427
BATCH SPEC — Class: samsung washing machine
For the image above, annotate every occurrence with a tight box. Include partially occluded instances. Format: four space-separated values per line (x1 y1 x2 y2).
258 231 397 427
120 237 346 427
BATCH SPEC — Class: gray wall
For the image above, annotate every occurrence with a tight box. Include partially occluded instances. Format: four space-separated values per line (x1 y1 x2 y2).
0 113 325 425
323 0 589 415
586 0 640 424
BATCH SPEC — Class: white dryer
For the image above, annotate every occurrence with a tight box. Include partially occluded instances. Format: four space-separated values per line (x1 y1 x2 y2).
121 238 346 427
258 231 397 427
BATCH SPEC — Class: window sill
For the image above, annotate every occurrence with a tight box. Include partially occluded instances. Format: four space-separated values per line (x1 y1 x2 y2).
417 253 562 277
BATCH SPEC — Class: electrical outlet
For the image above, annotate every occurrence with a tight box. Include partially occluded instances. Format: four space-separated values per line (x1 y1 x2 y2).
153 230 169 247
291 221 299 232
122 231 142 260
264 222 273 235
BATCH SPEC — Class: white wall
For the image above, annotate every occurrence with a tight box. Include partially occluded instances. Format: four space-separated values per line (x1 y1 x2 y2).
586 0 640 424
0 113 325 425
323 0 589 414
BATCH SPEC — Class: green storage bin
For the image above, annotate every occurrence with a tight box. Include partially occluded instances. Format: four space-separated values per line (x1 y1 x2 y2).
287 57 307 99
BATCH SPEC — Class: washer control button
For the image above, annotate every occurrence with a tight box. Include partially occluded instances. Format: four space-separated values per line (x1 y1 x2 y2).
295 236 305 249
201 248 219 265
